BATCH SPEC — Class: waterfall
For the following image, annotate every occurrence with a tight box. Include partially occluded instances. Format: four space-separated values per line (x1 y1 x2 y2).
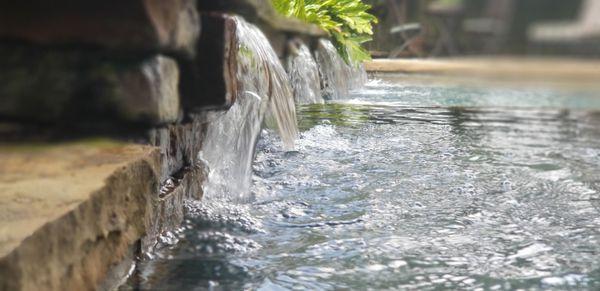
198 16 298 201
286 39 324 105
315 39 368 100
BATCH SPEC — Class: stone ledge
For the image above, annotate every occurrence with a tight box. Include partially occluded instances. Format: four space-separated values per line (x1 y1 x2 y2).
0 0 200 57
0 140 161 290
364 58 600 84
0 113 210 290
0 46 181 126
179 13 238 111
198 0 325 37
197 0 326 57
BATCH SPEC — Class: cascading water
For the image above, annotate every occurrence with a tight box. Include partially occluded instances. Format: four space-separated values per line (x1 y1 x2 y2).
121 17 302 289
285 39 324 105
126 75 600 290
314 39 368 100
198 16 298 201
122 17 381 291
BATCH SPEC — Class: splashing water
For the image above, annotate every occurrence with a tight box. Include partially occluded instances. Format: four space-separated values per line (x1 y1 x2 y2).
122 76 600 290
234 16 299 149
314 39 368 100
198 17 298 201
199 17 298 199
286 39 324 105
135 19 304 283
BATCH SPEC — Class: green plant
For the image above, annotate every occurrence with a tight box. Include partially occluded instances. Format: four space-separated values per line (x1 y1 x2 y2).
272 0 378 65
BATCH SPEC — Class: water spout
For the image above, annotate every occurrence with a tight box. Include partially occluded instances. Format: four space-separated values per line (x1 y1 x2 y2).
286 39 324 105
198 16 298 201
315 39 368 100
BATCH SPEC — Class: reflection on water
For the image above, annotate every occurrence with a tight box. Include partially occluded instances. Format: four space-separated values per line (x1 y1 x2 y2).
122 79 600 290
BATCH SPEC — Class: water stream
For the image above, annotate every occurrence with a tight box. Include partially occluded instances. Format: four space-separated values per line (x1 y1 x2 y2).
314 39 367 100
286 39 323 105
123 75 600 290
197 17 298 201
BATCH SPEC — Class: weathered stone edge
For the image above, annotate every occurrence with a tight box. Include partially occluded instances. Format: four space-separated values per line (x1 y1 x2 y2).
0 148 161 291
197 0 326 37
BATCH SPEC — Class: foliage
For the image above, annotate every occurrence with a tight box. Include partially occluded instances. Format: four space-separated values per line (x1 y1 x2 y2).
272 0 378 65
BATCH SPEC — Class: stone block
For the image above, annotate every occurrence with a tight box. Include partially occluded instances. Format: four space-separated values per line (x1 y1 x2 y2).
118 56 182 125
0 0 200 57
0 142 161 291
197 0 324 37
0 45 181 126
179 13 238 111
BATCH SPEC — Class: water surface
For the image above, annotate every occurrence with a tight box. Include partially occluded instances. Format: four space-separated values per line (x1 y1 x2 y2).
125 77 600 290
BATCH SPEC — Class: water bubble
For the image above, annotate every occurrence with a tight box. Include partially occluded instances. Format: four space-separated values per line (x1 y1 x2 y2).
388 260 408 268
502 180 513 192
192 231 261 254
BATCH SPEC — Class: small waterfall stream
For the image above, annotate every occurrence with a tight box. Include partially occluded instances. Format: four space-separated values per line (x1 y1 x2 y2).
120 15 430 291
286 39 324 105
198 17 298 201
315 39 368 100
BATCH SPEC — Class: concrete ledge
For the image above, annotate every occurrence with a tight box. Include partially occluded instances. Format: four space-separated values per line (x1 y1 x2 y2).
365 58 600 85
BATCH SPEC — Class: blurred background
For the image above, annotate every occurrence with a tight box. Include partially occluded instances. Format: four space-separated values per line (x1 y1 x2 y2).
366 0 600 58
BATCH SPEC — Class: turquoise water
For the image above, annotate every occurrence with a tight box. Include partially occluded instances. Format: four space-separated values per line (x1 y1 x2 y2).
124 77 600 290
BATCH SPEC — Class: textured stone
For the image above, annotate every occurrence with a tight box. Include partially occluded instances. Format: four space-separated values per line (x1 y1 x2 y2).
0 45 181 126
198 0 324 37
179 13 238 110
197 1 324 58
0 0 200 57
0 120 209 290
0 141 161 291
143 117 208 254
117 56 182 124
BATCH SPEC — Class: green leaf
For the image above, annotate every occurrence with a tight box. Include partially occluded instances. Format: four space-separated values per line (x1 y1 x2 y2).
271 0 378 65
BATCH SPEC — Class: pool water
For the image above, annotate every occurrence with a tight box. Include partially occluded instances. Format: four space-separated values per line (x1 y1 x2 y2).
123 76 600 290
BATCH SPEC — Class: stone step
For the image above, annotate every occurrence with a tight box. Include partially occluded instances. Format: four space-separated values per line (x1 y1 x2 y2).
0 0 200 57
0 141 159 290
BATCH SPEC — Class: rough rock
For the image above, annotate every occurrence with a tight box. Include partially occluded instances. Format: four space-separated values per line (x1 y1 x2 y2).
143 116 208 254
179 13 238 111
197 0 325 57
198 0 323 37
0 45 181 126
0 0 200 57
118 56 182 125
0 118 210 290
0 141 161 291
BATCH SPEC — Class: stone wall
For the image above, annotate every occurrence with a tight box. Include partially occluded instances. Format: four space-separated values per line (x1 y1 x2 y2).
0 1 324 290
